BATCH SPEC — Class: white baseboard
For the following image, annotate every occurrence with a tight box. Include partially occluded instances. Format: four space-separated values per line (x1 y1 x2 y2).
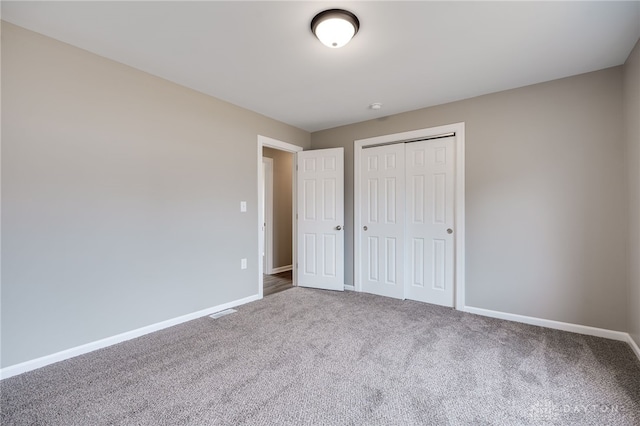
0 293 261 380
270 265 292 274
628 334 640 361
463 305 640 362
344 285 355 291
463 305 628 340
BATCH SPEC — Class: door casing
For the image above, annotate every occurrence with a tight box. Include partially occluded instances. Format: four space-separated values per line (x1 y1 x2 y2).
354 122 466 309
262 157 274 275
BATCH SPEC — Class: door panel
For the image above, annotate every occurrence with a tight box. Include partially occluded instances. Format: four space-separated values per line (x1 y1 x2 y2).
297 148 344 291
405 137 455 306
360 144 405 299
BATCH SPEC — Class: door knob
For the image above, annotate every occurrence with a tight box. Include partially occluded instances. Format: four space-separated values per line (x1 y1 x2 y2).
363 226 368 231
336 225 342 231
447 228 453 234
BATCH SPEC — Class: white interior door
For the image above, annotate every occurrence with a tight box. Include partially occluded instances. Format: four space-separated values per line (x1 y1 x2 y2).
360 143 405 299
405 137 456 306
297 148 344 291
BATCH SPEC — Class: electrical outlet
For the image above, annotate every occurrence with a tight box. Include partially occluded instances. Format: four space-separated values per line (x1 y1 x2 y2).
240 258 247 269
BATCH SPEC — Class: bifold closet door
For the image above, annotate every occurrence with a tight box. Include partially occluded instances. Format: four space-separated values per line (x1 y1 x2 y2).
360 143 405 299
405 137 455 306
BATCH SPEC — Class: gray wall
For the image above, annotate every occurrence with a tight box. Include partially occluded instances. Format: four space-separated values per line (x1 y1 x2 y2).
262 147 293 269
1 23 310 367
311 67 628 331
624 39 640 348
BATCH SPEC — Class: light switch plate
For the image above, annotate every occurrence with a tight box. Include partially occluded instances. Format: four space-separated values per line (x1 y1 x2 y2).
240 201 247 212
240 258 247 269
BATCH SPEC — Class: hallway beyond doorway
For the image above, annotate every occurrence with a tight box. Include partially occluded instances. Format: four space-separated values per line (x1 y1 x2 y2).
263 271 293 296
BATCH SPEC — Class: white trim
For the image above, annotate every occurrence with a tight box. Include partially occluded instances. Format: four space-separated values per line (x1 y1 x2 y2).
627 335 640 361
463 305 630 341
259 135 304 153
344 284 355 291
0 294 260 380
454 125 466 310
270 264 293 274
262 157 274 275
257 135 303 298
353 122 466 309
464 306 640 362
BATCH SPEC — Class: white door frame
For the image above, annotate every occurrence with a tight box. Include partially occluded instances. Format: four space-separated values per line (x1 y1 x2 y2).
257 135 303 299
262 157 274 275
354 122 466 309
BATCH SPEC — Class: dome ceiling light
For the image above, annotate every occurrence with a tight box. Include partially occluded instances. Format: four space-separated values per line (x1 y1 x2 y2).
311 9 360 48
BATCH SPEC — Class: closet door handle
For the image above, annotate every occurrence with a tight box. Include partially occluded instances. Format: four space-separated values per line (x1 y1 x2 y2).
363 226 368 231
447 228 453 234
336 225 342 231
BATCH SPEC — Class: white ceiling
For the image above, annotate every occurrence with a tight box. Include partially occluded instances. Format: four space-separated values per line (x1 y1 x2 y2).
2 1 639 132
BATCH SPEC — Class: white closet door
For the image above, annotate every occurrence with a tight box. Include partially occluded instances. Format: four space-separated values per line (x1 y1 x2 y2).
405 137 455 306
360 143 405 299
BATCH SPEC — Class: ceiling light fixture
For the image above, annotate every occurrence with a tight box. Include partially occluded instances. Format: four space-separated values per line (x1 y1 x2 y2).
311 9 360 48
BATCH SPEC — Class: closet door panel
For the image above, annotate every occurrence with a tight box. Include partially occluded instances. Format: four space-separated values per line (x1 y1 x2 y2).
405 138 455 306
360 144 405 299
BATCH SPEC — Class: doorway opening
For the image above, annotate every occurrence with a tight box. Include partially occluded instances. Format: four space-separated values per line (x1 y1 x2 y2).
257 136 303 298
262 147 294 296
